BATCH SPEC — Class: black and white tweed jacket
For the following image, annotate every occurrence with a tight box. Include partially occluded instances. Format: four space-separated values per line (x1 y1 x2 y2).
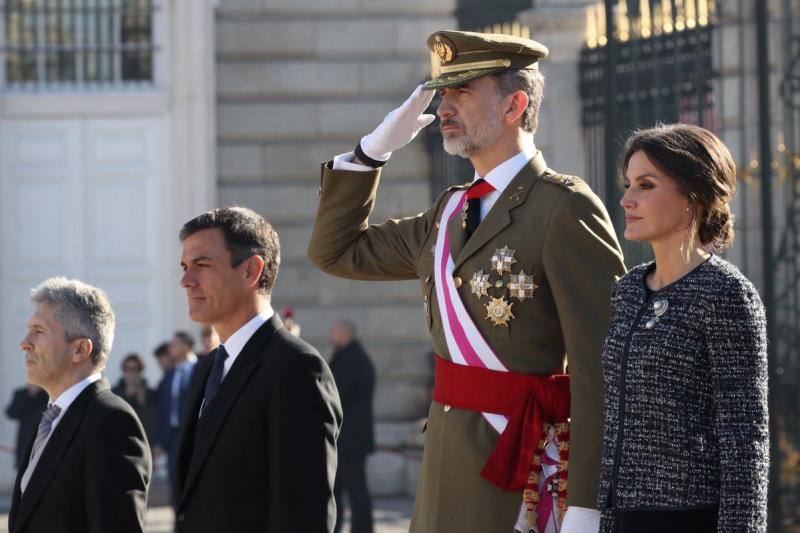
597 255 769 532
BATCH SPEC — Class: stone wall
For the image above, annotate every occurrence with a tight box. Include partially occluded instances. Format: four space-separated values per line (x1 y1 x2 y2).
215 0 456 496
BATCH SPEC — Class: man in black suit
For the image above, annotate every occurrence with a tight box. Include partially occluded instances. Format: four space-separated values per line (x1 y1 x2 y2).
329 320 376 533
9 277 151 533
154 330 198 502
5 385 48 469
173 207 343 532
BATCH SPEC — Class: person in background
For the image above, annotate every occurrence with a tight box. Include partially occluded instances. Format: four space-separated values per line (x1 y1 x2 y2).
598 124 768 532
329 319 376 533
153 342 173 375
199 325 220 358
281 306 301 337
112 353 157 446
154 330 198 504
5 385 48 469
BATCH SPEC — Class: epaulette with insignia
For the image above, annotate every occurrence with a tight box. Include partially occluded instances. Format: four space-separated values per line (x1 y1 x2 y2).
541 171 581 188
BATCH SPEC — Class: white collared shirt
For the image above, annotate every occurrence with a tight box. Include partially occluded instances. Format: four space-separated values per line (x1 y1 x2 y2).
332 145 537 223
219 304 275 380
471 145 537 221
21 373 102 493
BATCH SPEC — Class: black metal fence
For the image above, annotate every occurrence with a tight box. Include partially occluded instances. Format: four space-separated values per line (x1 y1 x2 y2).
579 15 716 266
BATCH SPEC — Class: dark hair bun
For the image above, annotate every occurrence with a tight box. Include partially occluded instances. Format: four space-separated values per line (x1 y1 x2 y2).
700 204 735 252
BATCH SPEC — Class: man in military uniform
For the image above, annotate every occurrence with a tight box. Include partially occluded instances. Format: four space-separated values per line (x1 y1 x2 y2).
308 30 626 533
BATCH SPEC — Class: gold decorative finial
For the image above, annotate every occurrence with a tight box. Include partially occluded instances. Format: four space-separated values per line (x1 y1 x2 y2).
586 5 598 48
597 3 607 46
640 0 652 38
617 0 630 41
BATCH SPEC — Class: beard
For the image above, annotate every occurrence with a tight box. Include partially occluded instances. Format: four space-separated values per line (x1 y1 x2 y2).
441 101 505 158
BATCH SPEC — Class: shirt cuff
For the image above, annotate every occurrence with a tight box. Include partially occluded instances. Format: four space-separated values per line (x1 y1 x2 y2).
332 152 373 172
560 506 601 533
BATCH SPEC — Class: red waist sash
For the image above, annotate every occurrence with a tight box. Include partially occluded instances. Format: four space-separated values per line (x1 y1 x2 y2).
432 355 570 492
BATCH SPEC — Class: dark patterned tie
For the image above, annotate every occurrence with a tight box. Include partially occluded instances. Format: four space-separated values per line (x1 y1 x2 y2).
200 345 229 417
31 403 61 459
465 178 496 239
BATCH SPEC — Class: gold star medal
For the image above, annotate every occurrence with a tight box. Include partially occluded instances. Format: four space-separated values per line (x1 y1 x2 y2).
490 245 517 275
508 270 539 301
469 270 491 299
485 296 514 327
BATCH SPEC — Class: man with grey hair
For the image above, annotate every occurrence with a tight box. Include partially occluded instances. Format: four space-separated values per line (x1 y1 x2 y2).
309 30 626 533
8 277 151 533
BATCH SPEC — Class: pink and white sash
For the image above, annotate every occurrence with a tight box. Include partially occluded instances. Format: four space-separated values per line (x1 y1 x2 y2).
433 189 564 533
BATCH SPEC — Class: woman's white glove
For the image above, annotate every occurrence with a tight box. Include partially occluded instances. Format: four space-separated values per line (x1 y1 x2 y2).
359 84 436 162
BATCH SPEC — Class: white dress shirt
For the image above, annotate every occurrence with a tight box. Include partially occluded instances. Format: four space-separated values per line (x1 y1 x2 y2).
219 304 275 380
21 373 102 493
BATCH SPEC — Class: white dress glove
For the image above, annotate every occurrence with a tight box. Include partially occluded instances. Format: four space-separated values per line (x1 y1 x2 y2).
560 506 601 533
359 84 436 162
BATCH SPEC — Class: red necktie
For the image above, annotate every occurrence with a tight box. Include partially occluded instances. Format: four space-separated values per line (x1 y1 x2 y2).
465 178 495 237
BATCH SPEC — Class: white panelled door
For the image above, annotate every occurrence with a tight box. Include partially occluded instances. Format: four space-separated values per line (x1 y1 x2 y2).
0 118 168 470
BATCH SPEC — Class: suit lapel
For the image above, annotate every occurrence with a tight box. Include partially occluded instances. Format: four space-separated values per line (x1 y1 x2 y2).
179 315 283 505
173 353 212 498
447 193 468 262
9 429 35 533
453 152 549 271
11 379 106 533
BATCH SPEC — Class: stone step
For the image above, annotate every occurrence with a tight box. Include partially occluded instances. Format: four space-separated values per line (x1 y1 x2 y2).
218 98 430 141
216 16 451 59
219 0 454 16
280 300 427 341
217 58 429 100
219 175 431 225
218 139 431 183
274 267 424 306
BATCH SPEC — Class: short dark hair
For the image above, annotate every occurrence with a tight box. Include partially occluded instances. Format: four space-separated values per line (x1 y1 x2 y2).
173 330 195 350
491 68 545 133
620 123 736 251
122 353 144 372
180 207 280 295
153 342 170 358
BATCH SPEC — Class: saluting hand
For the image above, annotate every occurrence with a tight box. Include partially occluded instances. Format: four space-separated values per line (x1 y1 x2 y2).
358 84 436 163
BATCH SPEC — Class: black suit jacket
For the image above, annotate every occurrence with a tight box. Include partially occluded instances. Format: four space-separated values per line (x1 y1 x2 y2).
8 378 152 533
174 315 343 533
329 340 375 459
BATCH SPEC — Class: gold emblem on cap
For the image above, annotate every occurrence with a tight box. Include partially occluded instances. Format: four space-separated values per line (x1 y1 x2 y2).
491 245 517 275
508 270 539 301
469 270 491 299
486 296 514 327
433 34 456 64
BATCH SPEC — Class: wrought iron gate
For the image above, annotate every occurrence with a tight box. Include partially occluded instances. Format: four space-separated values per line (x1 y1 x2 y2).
579 0 717 266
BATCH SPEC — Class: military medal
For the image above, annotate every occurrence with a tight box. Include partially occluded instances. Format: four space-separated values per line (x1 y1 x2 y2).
508 271 539 301
490 245 517 275
469 270 491 299
460 202 468 229
485 296 514 327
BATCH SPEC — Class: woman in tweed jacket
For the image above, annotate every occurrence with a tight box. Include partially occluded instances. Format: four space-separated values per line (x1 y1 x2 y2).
597 124 768 532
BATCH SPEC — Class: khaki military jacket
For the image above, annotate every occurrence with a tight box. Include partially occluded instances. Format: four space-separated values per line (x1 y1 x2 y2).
308 152 626 532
